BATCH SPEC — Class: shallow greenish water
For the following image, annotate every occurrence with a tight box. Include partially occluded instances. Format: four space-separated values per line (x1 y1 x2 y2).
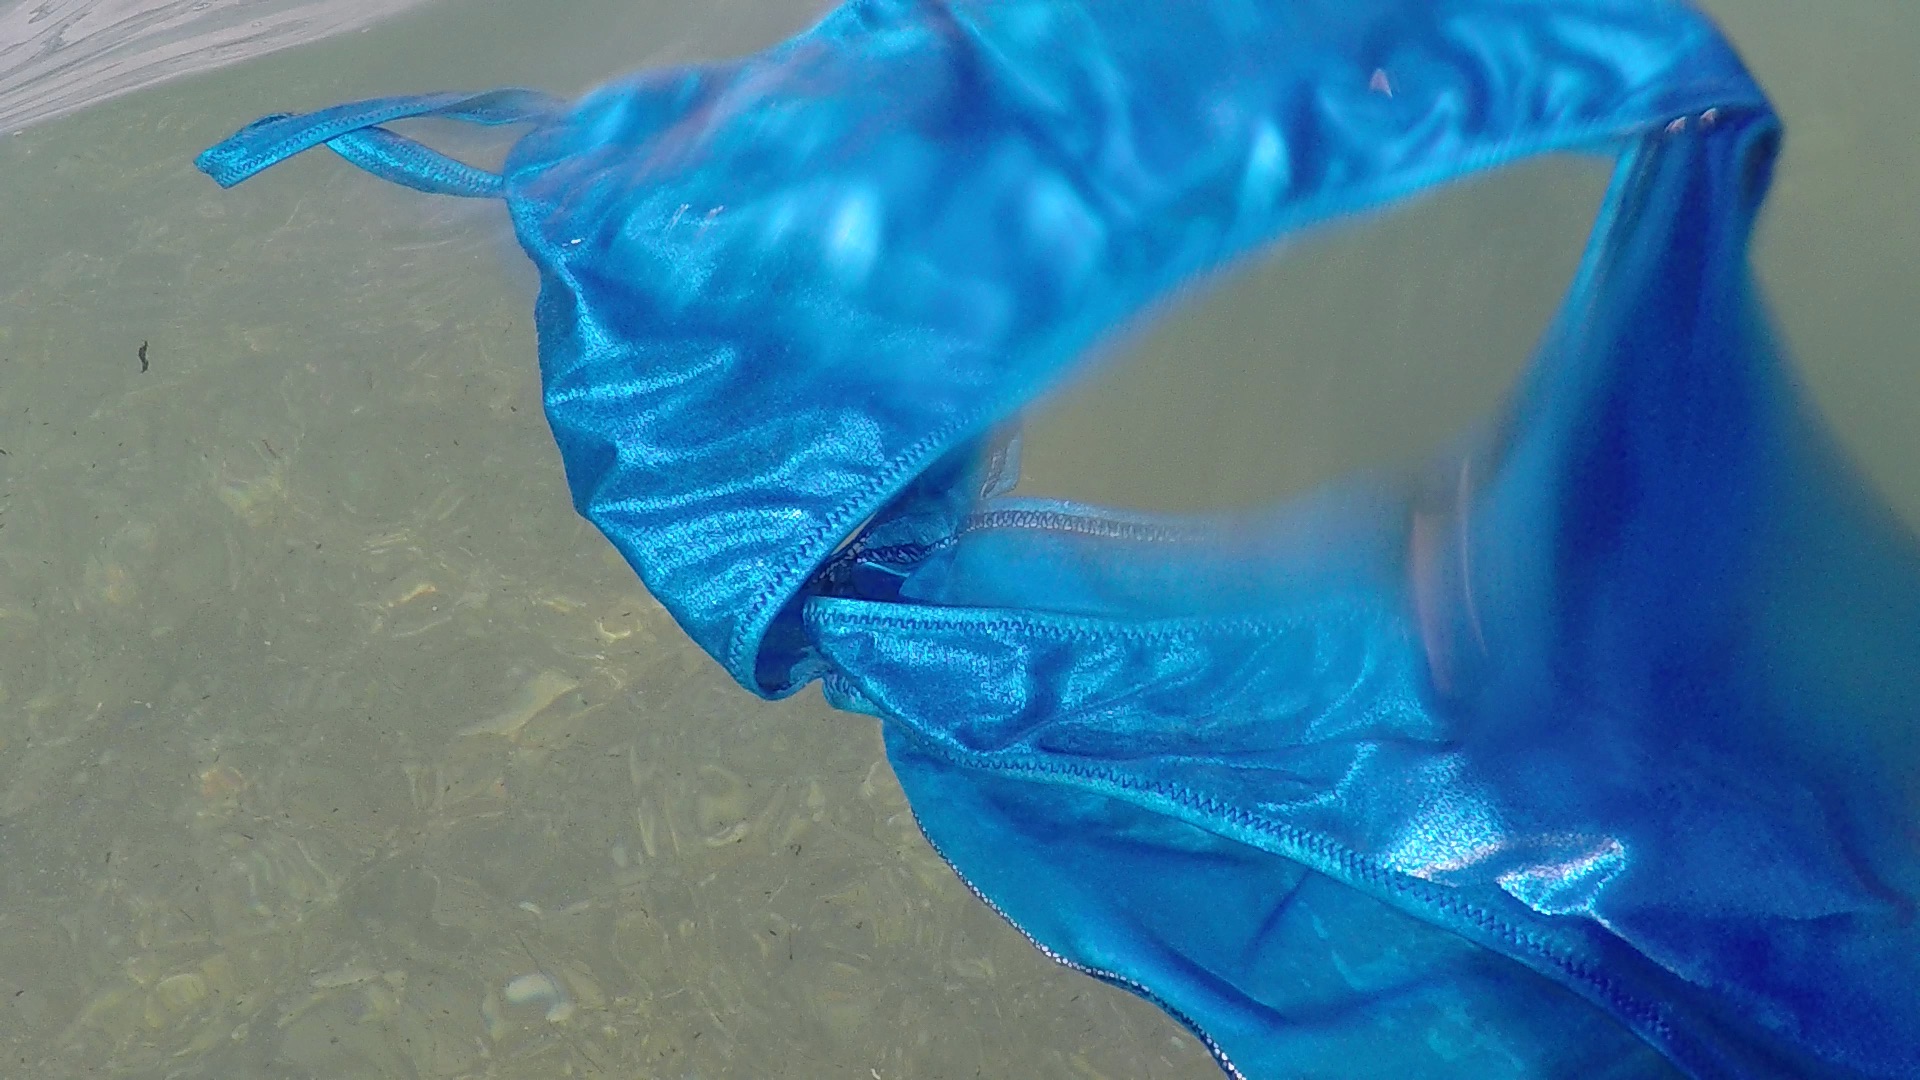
0 1 1912 1077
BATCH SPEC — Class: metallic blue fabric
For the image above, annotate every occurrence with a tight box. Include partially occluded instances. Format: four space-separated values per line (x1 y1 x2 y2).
197 1 1920 1077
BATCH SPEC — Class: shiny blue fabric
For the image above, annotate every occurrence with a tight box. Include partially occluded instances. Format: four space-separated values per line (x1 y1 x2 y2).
197 1 1920 1077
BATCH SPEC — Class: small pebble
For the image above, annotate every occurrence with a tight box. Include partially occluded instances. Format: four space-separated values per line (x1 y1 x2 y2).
503 972 562 1007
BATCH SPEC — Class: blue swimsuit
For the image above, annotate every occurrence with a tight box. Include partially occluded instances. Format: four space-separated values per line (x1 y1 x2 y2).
200 2 1920 1075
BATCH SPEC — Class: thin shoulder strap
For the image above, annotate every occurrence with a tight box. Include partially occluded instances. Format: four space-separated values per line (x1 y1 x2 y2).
196 88 564 198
